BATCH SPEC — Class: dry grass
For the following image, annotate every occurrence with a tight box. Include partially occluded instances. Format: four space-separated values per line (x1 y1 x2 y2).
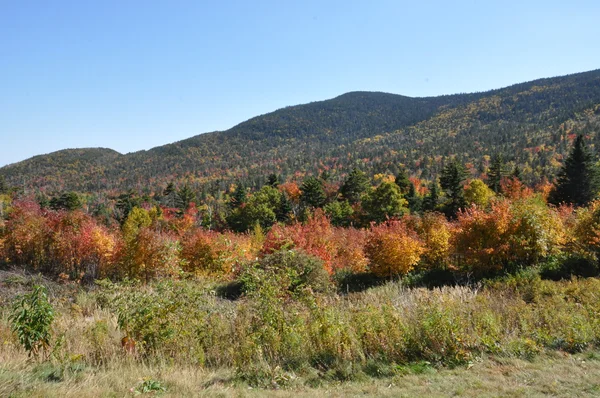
2 269 600 397
1 351 600 397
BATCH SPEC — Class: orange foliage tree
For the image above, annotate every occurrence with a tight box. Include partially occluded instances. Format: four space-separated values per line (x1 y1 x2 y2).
262 210 337 273
365 220 425 278
452 201 513 274
46 210 118 279
329 227 369 273
453 197 565 274
2 200 51 270
181 229 256 277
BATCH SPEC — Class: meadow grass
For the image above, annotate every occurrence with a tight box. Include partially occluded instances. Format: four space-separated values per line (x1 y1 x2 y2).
1 269 600 396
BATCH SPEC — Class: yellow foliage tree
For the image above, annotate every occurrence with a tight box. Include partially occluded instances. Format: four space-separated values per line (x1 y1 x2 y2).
464 179 495 208
412 212 453 269
573 200 600 258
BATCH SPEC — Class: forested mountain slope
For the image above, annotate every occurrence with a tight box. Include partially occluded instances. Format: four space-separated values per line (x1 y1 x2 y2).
2 69 600 194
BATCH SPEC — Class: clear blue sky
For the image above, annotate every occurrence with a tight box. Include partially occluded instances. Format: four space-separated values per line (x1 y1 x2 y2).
1 0 599 166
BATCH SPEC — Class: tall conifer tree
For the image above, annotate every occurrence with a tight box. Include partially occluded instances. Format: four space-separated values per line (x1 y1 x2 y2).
440 159 468 218
549 134 599 206
486 154 505 193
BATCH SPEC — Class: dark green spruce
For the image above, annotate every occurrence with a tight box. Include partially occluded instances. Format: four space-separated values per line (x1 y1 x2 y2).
549 134 600 207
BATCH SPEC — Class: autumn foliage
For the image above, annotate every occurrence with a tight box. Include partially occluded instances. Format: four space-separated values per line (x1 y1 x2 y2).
365 220 425 277
0 183 596 285
262 210 337 273
453 197 565 274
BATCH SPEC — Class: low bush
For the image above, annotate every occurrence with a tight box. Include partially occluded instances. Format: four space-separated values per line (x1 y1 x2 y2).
240 249 332 297
540 254 599 280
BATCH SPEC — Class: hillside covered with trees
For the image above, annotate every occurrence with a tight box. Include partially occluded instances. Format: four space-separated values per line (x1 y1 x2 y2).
2 69 600 198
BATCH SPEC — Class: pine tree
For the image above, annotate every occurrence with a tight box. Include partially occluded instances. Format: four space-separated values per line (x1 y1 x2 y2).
422 179 440 212
440 159 468 218
0 175 7 194
320 170 331 182
163 181 175 197
163 182 176 207
486 154 505 193
49 192 82 211
116 189 141 224
406 182 422 214
276 192 292 222
549 134 599 206
339 168 370 204
395 167 412 195
176 184 196 210
229 183 247 209
267 173 280 187
300 176 326 208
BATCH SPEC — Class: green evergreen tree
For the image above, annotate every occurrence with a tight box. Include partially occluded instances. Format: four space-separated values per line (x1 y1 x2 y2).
37 192 50 209
163 181 176 207
324 200 354 227
50 192 82 211
163 181 175 197
406 182 422 214
320 170 331 182
440 159 468 218
486 154 505 193
422 179 440 212
339 168 370 204
176 184 196 210
116 189 141 224
300 176 326 209
227 185 281 231
549 134 600 206
276 192 292 222
267 173 280 187
512 165 523 181
0 175 7 195
395 167 412 195
229 183 247 210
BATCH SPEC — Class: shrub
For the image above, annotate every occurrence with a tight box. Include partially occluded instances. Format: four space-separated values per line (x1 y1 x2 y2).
330 227 369 273
46 210 118 280
333 270 384 293
572 199 600 260
540 254 599 280
132 378 167 394
262 211 337 273
408 212 453 269
9 285 55 360
99 280 213 359
180 229 219 274
508 196 565 266
240 249 332 297
122 227 182 281
453 197 564 275
365 220 425 278
452 201 512 274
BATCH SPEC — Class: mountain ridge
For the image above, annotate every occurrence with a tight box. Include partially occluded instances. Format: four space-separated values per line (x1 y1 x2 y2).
2 68 600 194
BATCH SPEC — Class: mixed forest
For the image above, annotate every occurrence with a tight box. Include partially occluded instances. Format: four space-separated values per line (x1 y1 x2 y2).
2 70 600 396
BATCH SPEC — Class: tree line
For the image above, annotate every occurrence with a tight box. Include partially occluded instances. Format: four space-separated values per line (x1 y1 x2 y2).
1 134 599 285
